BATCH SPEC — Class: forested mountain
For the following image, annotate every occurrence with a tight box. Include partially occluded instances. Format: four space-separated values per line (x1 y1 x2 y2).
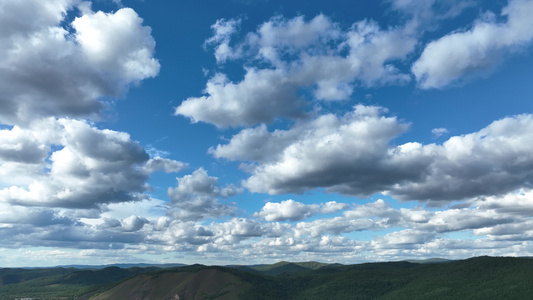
1 256 532 300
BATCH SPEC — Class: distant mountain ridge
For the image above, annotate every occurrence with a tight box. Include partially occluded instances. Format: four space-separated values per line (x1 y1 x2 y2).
403 258 452 264
21 263 188 270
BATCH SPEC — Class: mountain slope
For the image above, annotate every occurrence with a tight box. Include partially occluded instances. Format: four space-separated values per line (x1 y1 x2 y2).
89 267 253 300
0 266 158 300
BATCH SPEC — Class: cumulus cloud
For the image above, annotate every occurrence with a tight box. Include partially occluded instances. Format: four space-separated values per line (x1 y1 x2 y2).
0 203 76 227
167 168 242 221
412 0 533 88
176 14 416 127
371 229 435 249
2 189 533 262
0 0 159 125
431 127 449 138
204 18 242 63
213 106 533 202
254 199 348 221
295 217 375 238
390 114 533 201
0 118 185 209
476 189 533 216
234 105 422 196
121 215 149 232
142 156 188 174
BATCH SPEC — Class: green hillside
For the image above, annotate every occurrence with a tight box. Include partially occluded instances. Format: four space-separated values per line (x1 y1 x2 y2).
1 256 532 300
0 266 157 300
0 268 75 286
89 266 252 300
250 261 313 276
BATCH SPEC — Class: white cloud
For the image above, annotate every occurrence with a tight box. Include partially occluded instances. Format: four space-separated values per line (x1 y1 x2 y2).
343 199 402 225
0 203 75 227
121 215 149 232
73 8 159 83
250 14 341 66
0 0 159 125
254 199 318 221
371 229 435 249
175 70 307 128
431 127 449 138
254 199 348 221
204 18 242 63
176 14 416 127
412 0 533 89
476 189 533 216
236 105 420 196
421 209 515 233
142 156 188 174
390 114 533 201
2 189 533 263
213 105 533 202
0 118 185 209
209 124 300 162
295 217 375 238
167 168 242 221
214 218 266 238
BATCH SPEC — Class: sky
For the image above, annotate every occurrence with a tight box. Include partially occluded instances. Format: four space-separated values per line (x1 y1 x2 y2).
1 0 533 267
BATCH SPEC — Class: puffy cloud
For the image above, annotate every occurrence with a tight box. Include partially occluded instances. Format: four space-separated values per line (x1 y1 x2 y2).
142 156 188 174
214 218 266 238
235 105 423 196
214 105 533 202
343 199 402 225
321 201 350 214
72 8 159 83
0 124 49 164
0 203 76 227
175 70 307 128
294 217 375 238
390 114 533 201
0 0 159 125
421 209 515 233
412 0 533 89
476 189 533 216
250 14 342 65
431 127 449 138
371 229 435 249
0 118 185 208
167 168 242 221
3 189 533 262
254 199 348 221
121 215 149 232
209 124 300 162
152 220 214 246
204 18 242 63
255 200 319 221
474 220 533 240
176 15 416 127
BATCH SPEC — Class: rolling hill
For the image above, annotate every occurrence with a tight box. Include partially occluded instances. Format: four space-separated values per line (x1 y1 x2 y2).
1 256 532 299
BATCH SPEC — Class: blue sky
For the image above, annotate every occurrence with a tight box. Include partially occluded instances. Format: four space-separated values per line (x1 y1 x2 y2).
1 0 533 267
